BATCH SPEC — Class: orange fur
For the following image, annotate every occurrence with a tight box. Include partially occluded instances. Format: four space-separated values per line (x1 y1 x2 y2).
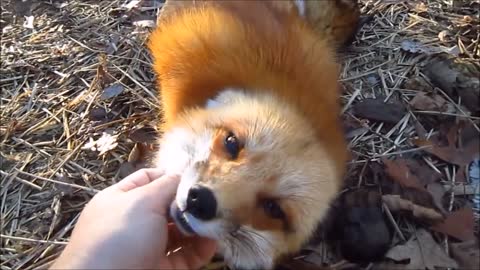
149 1 347 176
148 1 354 268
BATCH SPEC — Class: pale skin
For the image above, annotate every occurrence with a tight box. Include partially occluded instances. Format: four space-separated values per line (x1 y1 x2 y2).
51 169 217 269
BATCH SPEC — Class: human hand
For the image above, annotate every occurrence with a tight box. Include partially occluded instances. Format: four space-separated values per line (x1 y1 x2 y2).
51 169 217 269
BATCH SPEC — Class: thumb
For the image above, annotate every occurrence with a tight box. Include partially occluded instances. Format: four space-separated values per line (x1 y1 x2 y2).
134 174 181 215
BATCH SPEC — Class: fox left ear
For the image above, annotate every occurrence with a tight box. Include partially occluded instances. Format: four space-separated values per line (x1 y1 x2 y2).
156 0 198 25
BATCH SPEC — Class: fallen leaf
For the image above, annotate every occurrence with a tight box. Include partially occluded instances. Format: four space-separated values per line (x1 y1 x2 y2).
401 40 460 56
409 92 448 111
385 229 458 269
352 98 406 124
404 159 441 186
438 30 450 42
412 2 428 13
426 183 447 214
382 194 443 221
129 127 157 143
96 132 119 155
82 132 119 155
450 240 480 270
100 83 124 100
403 76 434 92
133 19 156 28
382 158 425 191
23 15 34 29
122 0 142 10
413 138 479 166
119 162 136 179
423 53 480 113
132 15 156 28
88 107 107 121
431 207 475 241
413 122 480 167
128 143 141 163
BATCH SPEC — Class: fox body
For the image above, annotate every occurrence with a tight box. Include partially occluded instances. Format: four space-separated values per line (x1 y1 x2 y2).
148 1 358 269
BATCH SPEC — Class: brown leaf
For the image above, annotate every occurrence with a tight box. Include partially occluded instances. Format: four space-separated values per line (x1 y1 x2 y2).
431 207 475 241
413 138 479 166
450 240 480 270
385 229 458 270
382 158 425 191
352 98 406 124
405 159 441 186
128 143 141 163
100 83 124 100
119 162 136 179
409 92 447 112
89 107 107 121
426 183 447 214
403 76 433 92
129 127 157 143
382 194 444 221
414 122 480 167
424 53 480 113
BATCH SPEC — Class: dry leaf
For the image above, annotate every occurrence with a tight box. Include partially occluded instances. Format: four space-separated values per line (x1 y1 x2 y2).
403 76 433 92
438 30 450 42
450 240 480 270
426 183 447 214
382 158 425 191
431 207 475 241
382 194 443 221
128 143 141 163
100 83 124 100
413 137 479 167
409 92 448 112
353 98 406 124
89 107 107 121
23 15 34 29
424 53 480 113
129 127 157 143
414 122 480 167
122 0 142 10
119 162 136 179
133 19 156 28
385 229 458 269
82 132 119 155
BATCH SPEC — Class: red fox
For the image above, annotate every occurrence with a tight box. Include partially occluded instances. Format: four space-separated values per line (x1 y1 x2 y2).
148 1 359 269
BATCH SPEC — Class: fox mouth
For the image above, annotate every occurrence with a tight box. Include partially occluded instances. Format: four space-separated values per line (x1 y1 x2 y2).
170 203 195 235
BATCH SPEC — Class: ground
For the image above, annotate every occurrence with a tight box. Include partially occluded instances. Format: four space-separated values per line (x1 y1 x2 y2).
1 0 479 269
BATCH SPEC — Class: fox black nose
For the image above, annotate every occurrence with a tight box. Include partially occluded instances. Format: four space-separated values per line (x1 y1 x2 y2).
186 185 217 220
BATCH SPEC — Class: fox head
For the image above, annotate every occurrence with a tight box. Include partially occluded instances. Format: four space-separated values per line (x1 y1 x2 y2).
155 90 341 269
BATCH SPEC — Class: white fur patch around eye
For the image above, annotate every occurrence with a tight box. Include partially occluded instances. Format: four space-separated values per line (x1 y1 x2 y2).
294 0 305 17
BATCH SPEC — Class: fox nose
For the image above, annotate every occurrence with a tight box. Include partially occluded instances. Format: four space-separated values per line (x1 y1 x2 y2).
186 185 217 220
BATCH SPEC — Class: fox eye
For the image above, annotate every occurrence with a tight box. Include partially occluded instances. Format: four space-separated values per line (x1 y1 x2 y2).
224 132 240 159
262 199 285 220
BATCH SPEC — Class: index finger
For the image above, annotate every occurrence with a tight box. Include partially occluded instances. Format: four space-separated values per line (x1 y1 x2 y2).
110 168 165 192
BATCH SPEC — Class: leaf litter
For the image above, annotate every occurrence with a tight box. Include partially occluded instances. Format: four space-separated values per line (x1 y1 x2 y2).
385 229 458 270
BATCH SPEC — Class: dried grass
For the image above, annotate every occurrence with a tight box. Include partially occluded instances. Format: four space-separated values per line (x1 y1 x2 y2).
1 0 478 269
